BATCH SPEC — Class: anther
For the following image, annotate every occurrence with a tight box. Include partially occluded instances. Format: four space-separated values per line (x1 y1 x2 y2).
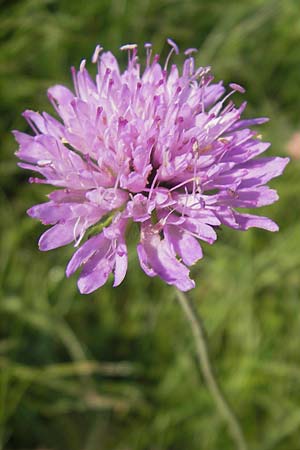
164 38 179 70
167 38 179 55
79 59 86 72
91 44 103 63
184 48 198 56
144 43 153 67
120 44 138 51
229 83 245 94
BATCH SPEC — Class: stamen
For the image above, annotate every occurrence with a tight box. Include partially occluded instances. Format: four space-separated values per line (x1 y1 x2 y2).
220 86 243 108
91 44 103 64
229 83 245 94
159 206 177 227
120 44 138 68
120 43 138 51
181 186 189 218
113 170 121 191
200 74 214 88
164 38 179 71
144 42 152 67
167 38 179 55
181 196 205 211
192 65 211 81
192 155 200 197
184 48 198 56
148 172 159 203
79 59 86 72
222 100 234 114
74 228 85 247
169 177 197 192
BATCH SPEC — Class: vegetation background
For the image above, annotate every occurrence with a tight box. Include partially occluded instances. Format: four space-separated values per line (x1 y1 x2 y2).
1 0 300 449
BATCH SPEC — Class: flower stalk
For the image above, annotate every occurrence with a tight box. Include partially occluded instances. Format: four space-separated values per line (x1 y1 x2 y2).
175 289 248 450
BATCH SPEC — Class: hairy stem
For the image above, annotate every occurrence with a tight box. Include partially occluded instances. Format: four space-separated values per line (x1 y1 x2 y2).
175 289 248 450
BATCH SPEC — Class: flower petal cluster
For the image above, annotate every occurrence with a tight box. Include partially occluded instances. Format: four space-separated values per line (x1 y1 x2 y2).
14 40 289 293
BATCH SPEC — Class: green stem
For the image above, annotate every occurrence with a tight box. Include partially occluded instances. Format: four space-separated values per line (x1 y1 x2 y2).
175 289 248 450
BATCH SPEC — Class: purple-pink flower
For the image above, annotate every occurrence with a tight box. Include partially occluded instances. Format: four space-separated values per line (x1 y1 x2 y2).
14 40 289 293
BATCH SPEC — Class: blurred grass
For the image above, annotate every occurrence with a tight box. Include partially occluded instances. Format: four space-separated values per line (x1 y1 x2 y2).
1 0 300 449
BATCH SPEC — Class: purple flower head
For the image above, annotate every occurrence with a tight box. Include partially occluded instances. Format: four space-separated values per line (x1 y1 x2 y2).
14 40 289 293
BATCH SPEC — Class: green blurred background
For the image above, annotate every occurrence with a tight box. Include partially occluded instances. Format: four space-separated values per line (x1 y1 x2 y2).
1 0 300 449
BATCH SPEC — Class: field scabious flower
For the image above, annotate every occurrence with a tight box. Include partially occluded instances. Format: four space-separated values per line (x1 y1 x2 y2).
14 40 289 293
